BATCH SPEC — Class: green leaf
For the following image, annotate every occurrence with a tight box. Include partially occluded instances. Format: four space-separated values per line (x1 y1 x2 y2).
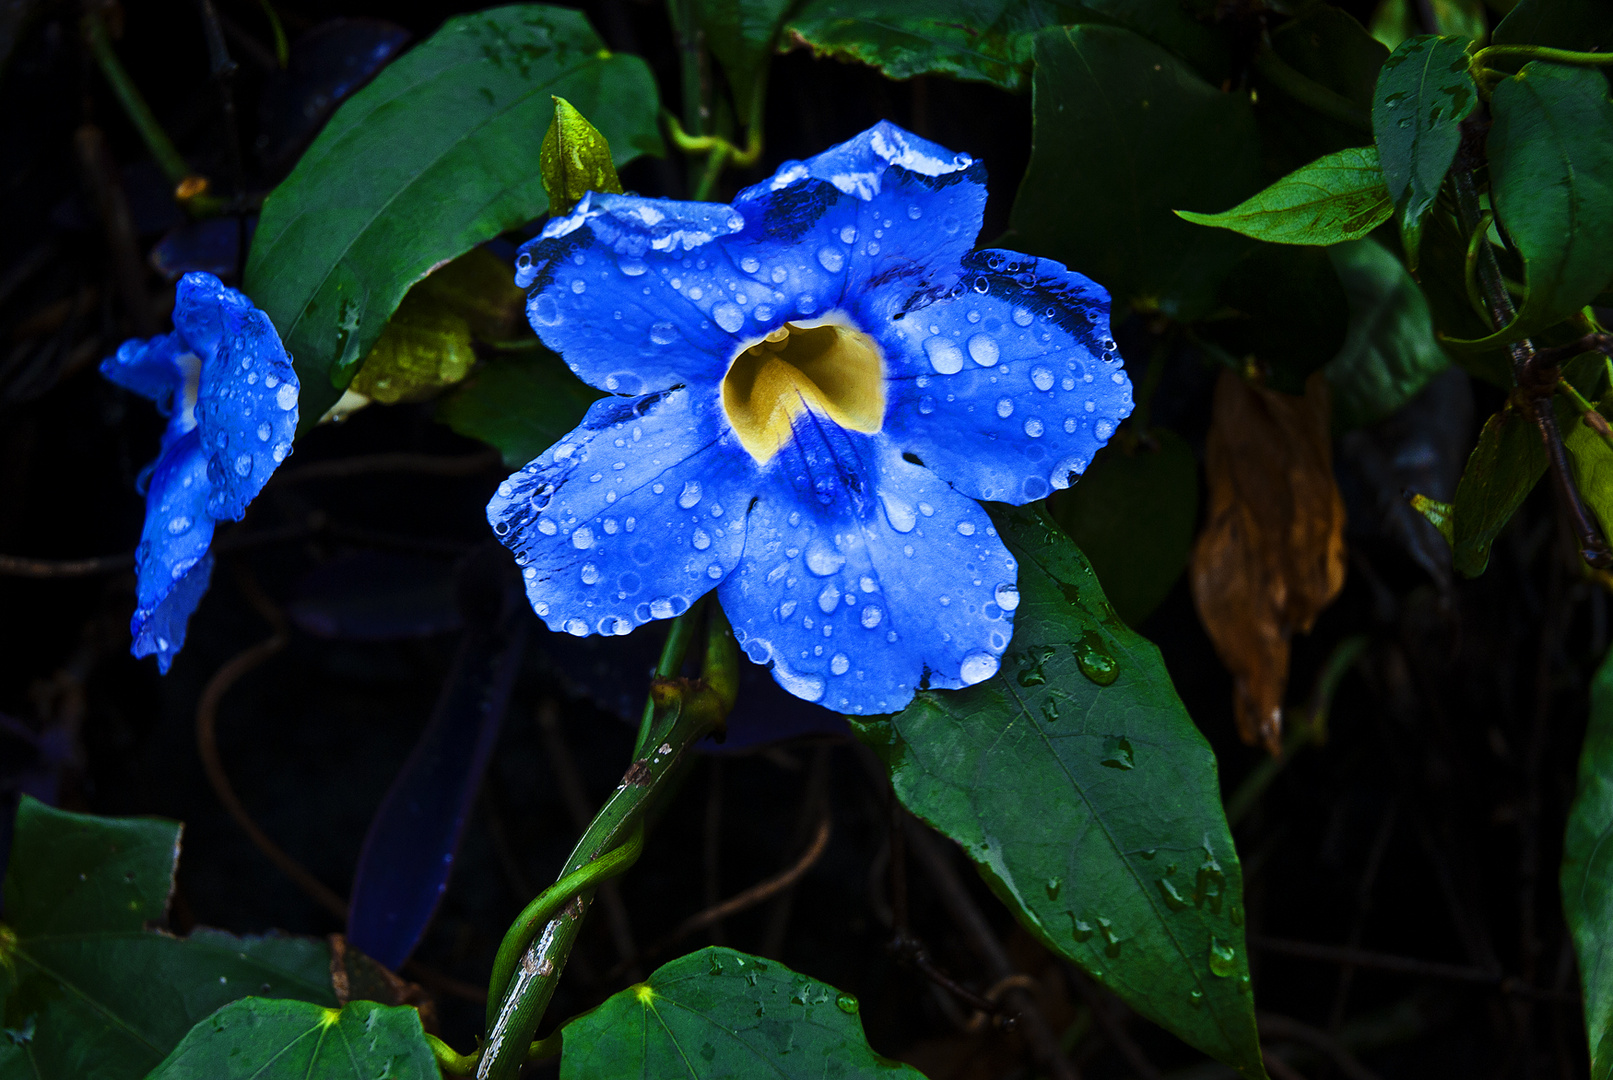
1493 0 1613 54
784 0 1230 93
559 947 917 1079
1009 25 1261 321
0 797 337 1080
1409 493 1456 546
1260 6 1387 166
1175 146 1392 245
1047 429 1199 628
244 6 661 426
1324 237 1451 428
692 0 794 119
1371 35 1478 265
854 505 1264 1079
1461 63 1613 347
1564 643 1613 1080
1451 404 1547 576
1565 409 1613 546
1371 0 1490 51
437 347 603 468
1206 244 1351 392
147 999 436 1080
541 96 625 216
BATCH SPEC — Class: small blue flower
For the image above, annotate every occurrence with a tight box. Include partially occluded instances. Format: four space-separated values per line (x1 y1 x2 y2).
101 272 299 672
490 122 1131 714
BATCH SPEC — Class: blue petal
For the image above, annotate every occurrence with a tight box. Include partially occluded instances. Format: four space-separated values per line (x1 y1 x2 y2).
718 416 1017 715
515 188 865 393
131 428 218 674
776 120 975 201
173 272 299 520
488 386 759 636
99 332 191 412
871 248 1133 504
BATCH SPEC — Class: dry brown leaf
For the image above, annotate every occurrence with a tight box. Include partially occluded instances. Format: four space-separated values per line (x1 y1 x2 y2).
1191 368 1347 755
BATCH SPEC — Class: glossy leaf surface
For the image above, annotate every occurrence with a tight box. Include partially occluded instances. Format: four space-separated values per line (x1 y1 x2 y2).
559 947 918 1079
1047 429 1199 628
1371 35 1477 263
1010 25 1260 321
854 505 1264 1079
245 5 660 424
1324 237 1450 429
146 999 437 1080
1475 63 1613 346
1451 405 1547 577
1564 644 1613 1080
1175 146 1391 246
436 347 602 468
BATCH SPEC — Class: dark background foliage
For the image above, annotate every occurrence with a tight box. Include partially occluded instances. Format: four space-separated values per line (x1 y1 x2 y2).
1 0 1603 1076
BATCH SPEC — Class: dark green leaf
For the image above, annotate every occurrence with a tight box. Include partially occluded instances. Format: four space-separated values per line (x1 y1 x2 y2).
147 999 435 1080
1563 643 1613 1080
0 797 337 1080
244 6 661 425
693 0 793 119
1175 146 1392 245
1493 0 1613 55
2 796 178 936
1466 63 1613 346
1451 404 1547 576
1047 429 1199 627
1324 237 1450 428
1009 25 1260 321
1405 201 1513 385
559 947 917 1078
1207 244 1351 392
854 505 1264 1079
784 0 1230 93
1260 5 1386 166
1371 35 1478 264
437 348 603 467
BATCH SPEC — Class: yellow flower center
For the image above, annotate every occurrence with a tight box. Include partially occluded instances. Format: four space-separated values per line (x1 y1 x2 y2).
720 317 886 464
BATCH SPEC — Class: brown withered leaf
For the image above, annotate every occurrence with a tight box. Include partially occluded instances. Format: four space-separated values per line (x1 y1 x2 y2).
1192 368 1347 755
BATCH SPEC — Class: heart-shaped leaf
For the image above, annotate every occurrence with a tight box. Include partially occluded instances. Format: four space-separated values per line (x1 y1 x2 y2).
1176 145 1392 246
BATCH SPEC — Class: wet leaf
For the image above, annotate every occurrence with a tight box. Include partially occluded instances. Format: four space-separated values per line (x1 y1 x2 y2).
245 6 661 426
1371 35 1478 265
558 947 918 1078
1461 63 1613 347
1175 146 1392 246
1047 428 1199 627
1009 25 1260 321
146 999 436 1080
348 248 528 405
1191 370 1347 755
1324 237 1450 429
1450 403 1547 577
541 97 625 216
1563 643 1613 1080
783 0 1230 90
855 504 1265 1080
436 347 603 468
0 798 337 1080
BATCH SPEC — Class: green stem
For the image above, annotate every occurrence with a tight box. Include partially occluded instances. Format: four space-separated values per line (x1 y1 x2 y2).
1252 45 1372 134
1464 209 1496 324
1471 44 1613 72
476 611 737 1080
692 142 732 203
255 0 289 68
426 1028 561 1077
634 602 703 758
81 11 193 188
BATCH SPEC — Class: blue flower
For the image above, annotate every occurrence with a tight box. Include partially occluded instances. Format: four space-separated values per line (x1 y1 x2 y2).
101 272 299 672
489 122 1131 714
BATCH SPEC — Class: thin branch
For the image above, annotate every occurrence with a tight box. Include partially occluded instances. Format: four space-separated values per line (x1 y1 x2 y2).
0 551 134 577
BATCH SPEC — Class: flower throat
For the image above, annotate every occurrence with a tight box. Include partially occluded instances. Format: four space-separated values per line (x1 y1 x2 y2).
721 319 886 464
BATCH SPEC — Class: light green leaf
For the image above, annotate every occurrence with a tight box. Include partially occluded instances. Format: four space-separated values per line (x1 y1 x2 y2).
147 999 436 1080
1565 408 1613 546
1456 63 1613 347
854 505 1265 1079
784 0 1230 92
1009 25 1261 321
1451 404 1547 576
1324 237 1450 428
436 347 603 468
244 6 661 426
1371 35 1478 265
1564 643 1613 1080
1047 429 1199 627
1175 146 1392 245
559 947 918 1078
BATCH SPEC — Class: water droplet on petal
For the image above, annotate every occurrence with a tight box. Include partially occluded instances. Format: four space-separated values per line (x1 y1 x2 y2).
967 333 1000 367
924 335 964 375
692 528 711 550
818 582 841 613
860 604 883 629
817 246 845 272
880 491 917 533
1031 365 1055 391
234 454 253 477
580 563 600 585
995 584 1019 611
167 515 191 535
996 397 1013 419
572 525 595 550
775 667 826 702
257 422 271 442
650 321 679 345
678 481 703 509
740 256 760 273
831 653 850 675
805 538 846 576
1024 418 1044 437
713 302 744 333
276 383 298 411
960 650 999 685
564 617 589 636
1012 307 1034 327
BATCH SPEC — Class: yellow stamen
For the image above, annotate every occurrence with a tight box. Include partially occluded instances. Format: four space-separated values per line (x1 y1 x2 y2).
721 317 885 464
